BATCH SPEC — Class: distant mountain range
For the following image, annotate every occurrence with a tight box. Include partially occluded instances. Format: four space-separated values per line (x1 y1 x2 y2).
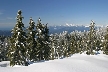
48 25 89 34
0 24 97 36
0 30 11 36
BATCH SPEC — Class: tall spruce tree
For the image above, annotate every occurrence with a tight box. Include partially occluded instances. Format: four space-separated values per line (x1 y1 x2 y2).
36 18 50 60
0 36 4 61
80 31 88 53
26 17 37 62
2 37 9 61
69 32 76 55
0 36 9 61
7 10 28 66
103 26 108 55
87 20 96 55
43 23 51 60
62 31 70 57
50 34 58 59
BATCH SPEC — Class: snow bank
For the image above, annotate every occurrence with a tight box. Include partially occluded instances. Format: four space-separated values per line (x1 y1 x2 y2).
0 61 10 67
0 53 108 72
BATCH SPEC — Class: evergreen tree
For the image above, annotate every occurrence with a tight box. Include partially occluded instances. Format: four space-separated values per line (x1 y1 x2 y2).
0 35 8 61
75 32 82 53
43 23 51 60
103 26 108 55
80 31 87 53
36 18 51 60
0 36 4 62
50 34 58 59
87 20 96 55
2 37 9 61
69 32 76 55
62 31 70 57
49 34 55 60
95 30 102 54
56 33 63 59
7 10 28 66
26 17 37 62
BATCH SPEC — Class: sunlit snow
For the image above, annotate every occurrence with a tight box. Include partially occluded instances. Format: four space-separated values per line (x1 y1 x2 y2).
0 51 108 72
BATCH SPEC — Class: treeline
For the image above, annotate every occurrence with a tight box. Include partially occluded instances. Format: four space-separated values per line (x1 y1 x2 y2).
0 10 108 67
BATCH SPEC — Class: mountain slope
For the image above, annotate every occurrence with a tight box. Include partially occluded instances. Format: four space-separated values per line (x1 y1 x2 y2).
0 52 108 72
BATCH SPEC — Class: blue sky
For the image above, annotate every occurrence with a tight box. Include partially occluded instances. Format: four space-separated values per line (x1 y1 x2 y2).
0 0 108 28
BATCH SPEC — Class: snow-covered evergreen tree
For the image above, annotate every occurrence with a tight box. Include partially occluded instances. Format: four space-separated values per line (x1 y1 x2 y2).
69 33 76 55
103 26 108 55
87 20 96 55
94 28 102 54
0 36 4 62
36 18 51 60
0 35 9 61
26 17 37 62
7 10 28 66
43 23 51 60
50 34 58 59
3 37 10 61
61 31 70 57
80 31 87 53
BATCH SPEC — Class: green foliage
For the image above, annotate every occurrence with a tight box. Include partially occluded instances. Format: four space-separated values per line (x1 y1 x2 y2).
0 36 9 61
103 26 108 55
2 10 108 67
49 34 58 59
36 18 51 61
7 10 28 66
86 20 96 55
26 17 37 62
69 35 76 54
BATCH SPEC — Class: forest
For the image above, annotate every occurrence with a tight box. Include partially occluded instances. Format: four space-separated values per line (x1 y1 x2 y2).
0 10 108 66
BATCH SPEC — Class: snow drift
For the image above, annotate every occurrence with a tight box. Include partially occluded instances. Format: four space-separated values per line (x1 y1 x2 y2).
0 52 108 72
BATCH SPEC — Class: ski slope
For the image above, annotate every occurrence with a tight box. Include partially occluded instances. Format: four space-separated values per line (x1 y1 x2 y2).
0 52 108 72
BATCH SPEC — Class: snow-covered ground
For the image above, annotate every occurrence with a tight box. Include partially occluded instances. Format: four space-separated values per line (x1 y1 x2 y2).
0 52 108 72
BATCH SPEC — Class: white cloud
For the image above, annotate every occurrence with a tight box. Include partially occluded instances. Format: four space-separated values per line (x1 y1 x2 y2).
7 17 13 19
0 23 15 27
